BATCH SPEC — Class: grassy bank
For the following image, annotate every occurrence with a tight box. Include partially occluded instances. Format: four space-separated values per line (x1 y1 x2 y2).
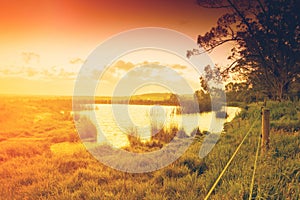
0 97 299 199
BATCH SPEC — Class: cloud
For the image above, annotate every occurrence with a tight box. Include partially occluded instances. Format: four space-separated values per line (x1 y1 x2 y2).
0 67 38 78
88 60 200 94
26 67 39 77
95 61 190 80
106 61 189 78
58 68 76 80
0 66 76 80
40 68 76 80
21 52 40 64
0 67 23 76
120 64 183 83
94 60 135 80
69 57 85 65
111 60 134 71
171 64 188 70
112 63 195 96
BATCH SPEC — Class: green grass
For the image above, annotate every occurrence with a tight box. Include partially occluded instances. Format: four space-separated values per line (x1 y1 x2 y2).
0 97 299 199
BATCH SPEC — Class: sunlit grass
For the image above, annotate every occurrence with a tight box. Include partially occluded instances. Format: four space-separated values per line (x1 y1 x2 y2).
0 96 299 199
50 142 86 155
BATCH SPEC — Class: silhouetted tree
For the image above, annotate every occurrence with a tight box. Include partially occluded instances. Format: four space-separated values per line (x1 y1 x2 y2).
188 0 300 101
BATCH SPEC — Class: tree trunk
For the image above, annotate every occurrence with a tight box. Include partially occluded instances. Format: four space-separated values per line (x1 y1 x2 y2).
277 83 284 102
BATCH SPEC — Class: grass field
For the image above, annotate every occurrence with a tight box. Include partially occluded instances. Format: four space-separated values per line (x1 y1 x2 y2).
0 96 299 199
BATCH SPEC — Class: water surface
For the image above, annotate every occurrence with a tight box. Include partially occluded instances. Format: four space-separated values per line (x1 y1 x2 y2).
82 104 240 148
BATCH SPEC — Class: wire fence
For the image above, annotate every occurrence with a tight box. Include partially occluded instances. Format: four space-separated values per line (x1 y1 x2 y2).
204 117 261 200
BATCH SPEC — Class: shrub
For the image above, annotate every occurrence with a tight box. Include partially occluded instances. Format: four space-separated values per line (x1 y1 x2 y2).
163 166 189 179
181 157 208 175
76 116 97 142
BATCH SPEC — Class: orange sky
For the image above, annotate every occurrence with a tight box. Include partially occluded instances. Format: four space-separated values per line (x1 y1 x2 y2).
0 0 233 95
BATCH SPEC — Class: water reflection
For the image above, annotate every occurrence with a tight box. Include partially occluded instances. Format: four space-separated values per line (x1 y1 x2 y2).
80 104 240 148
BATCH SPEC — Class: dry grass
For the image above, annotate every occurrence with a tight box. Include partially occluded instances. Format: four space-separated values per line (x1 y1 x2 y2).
0 96 299 199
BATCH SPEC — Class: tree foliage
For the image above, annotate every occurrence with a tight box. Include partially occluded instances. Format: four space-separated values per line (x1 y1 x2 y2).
188 0 300 101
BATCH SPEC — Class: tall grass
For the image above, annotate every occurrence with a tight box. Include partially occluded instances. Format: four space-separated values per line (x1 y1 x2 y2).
125 123 186 153
0 97 299 199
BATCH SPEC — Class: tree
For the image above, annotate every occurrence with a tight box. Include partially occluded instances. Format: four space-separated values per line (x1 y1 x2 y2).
188 0 300 101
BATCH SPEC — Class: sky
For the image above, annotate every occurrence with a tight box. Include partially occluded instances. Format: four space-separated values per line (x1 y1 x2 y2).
0 0 233 96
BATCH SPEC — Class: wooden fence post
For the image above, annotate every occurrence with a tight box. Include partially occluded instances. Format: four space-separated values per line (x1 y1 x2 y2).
261 108 270 152
263 97 267 107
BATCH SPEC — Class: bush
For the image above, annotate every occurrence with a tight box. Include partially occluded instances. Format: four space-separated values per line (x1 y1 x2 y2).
181 157 208 175
76 116 97 142
163 166 189 179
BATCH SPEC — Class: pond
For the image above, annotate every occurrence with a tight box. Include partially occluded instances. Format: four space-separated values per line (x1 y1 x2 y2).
79 104 240 148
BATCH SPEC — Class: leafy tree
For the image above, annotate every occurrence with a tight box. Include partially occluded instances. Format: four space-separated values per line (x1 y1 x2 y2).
188 0 300 101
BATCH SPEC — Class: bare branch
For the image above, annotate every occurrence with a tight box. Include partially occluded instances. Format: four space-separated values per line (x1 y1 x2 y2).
199 4 232 9
256 0 266 14
196 0 231 9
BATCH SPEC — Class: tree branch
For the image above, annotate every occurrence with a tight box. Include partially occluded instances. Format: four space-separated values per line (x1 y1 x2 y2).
196 0 231 9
